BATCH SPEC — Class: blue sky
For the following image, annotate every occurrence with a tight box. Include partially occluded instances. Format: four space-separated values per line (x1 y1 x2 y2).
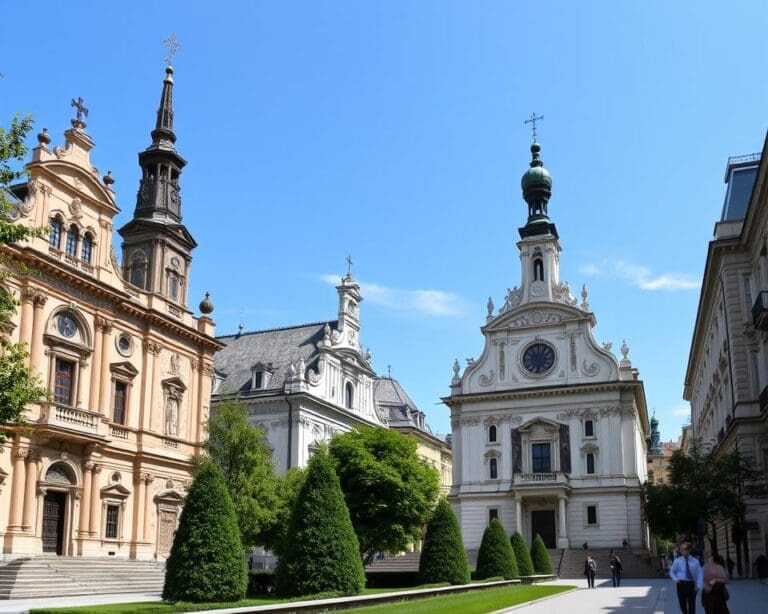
3 1 767 441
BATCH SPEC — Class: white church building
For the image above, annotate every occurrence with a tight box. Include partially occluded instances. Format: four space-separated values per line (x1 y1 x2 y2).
445 141 650 551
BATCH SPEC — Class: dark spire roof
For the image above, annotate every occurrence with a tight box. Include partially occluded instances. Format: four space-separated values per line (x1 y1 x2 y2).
519 142 557 239
151 66 177 146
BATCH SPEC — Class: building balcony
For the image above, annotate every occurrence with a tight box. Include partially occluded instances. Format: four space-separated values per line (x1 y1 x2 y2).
513 471 570 486
751 292 768 330
38 404 106 439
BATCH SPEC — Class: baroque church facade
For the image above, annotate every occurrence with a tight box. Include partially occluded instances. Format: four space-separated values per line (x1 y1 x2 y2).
0 64 219 559
445 142 650 550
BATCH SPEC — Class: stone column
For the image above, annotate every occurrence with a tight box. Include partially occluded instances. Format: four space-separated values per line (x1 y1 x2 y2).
132 472 145 543
76 360 88 408
142 474 154 541
90 319 105 411
19 289 36 364
79 461 93 536
98 319 113 415
143 342 161 431
515 497 523 534
189 359 199 443
29 293 48 373
89 464 102 535
557 495 569 549
21 451 40 530
7 448 28 530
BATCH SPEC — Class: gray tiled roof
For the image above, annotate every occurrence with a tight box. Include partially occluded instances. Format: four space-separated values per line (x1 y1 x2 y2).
215 321 336 394
374 376 433 433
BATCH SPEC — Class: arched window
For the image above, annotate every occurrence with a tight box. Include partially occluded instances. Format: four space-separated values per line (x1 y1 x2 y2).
49 218 63 249
168 273 179 301
130 251 147 289
489 457 498 480
81 234 93 264
65 225 79 257
586 453 595 475
345 382 354 409
488 424 497 443
533 258 544 282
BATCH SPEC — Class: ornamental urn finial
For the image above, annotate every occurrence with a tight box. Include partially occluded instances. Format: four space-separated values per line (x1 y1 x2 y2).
199 291 214 315
37 128 51 146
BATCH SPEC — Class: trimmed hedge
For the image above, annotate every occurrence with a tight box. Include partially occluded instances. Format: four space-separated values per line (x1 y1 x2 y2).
163 461 247 603
276 449 365 597
475 519 519 580
530 534 552 574
510 531 535 577
417 499 470 585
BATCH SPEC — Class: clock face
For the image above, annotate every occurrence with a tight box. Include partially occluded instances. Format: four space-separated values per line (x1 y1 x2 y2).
58 314 78 338
522 343 555 375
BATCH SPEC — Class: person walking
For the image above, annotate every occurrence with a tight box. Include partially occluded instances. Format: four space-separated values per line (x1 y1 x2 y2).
670 543 703 614
584 553 597 589
700 554 729 614
755 553 768 584
609 553 623 587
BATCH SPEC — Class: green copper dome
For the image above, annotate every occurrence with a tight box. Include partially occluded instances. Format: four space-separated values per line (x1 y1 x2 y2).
521 143 552 225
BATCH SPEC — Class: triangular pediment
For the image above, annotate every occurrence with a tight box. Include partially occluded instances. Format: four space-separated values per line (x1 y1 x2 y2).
162 376 187 393
111 361 139 379
100 483 131 498
519 417 561 433
39 161 118 212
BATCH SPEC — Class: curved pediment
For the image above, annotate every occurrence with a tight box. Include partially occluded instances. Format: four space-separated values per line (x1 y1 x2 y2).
37 160 118 212
485 302 593 333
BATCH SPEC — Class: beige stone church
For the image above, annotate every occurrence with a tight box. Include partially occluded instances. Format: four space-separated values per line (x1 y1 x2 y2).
0 64 219 560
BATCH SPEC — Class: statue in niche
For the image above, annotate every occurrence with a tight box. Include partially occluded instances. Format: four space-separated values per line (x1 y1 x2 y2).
166 396 179 436
170 353 180 375
559 423 571 473
511 428 522 474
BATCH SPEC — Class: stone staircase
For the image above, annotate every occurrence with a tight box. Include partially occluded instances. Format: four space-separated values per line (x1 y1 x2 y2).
549 548 660 579
0 557 165 599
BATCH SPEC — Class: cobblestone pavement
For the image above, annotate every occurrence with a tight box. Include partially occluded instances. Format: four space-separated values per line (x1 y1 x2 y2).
501 578 768 613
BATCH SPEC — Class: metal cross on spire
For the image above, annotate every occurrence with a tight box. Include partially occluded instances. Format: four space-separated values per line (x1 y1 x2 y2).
524 112 544 143
163 33 181 66
70 97 88 128
346 254 354 276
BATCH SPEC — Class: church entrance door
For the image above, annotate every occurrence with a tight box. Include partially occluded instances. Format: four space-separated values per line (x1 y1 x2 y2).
530 510 556 548
42 492 66 555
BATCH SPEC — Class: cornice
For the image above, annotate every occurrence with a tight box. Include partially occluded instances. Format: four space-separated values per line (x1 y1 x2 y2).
442 380 643 406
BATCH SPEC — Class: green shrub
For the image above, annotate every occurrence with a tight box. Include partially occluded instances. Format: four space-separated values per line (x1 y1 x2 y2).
417 499 470 585
510 531 535 576
163 461 247 603
475 519 519 580
276 448 365 597
530 534 552 574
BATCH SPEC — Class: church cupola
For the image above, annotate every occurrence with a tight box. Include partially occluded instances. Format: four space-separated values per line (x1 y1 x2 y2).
519 142 557 239
335 262 362 349
118 58 197 306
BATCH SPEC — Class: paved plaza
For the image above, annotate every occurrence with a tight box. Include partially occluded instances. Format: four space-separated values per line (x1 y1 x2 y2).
504 578 768 613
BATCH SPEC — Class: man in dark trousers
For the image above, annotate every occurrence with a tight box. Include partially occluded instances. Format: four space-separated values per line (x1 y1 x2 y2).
669 543 703 613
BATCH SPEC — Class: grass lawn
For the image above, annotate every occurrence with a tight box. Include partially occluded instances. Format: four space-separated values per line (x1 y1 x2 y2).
30 583 572 614
345 585 574 613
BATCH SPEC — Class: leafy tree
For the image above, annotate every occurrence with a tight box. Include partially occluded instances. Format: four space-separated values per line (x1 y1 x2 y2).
329 426 440 565
276 448 365 597
510 531 535 576
475 519 518 580
203 398 279 549
530 534 552 574
0 114 47 437
163 461 247 603
417 499 470 585
259 466 306 556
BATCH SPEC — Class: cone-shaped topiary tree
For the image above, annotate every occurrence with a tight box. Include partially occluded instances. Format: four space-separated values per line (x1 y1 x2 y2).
510 531 535 576
475 518 519 579
276 448 365 597
417 499 470 585
530 534 552 574
163 461 247 603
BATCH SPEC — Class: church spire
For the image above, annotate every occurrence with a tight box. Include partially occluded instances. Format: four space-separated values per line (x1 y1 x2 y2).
519 141 557 239
151 66 176 146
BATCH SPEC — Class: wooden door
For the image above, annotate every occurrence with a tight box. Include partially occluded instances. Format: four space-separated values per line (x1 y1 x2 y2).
42 492 66 555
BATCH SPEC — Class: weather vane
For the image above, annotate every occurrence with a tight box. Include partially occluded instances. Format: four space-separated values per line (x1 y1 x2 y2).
70 97 88 127
524 112 544 143
163 33 181 66
346 254 353 276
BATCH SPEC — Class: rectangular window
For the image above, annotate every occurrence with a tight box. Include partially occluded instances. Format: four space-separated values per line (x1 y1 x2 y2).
584 420 594 437
54 358 74 405
105 504 119 539
113 381 127 425
587 505 598 526
586 453 596 474
488 509 499 523
489 457 498 479
532 443 552 473
253 371 263 389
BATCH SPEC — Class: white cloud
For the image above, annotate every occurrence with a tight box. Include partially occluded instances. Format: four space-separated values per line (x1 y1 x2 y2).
578 260 700 292
319 275 467 317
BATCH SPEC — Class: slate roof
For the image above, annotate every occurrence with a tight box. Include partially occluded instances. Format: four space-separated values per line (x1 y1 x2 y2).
374 376 433 434
215 321 335 394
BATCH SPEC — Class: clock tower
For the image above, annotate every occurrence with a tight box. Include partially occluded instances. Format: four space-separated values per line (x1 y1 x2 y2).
444 140 650 554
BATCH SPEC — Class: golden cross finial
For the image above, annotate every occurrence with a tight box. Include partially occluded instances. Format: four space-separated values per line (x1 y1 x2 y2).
524 112 544 143
163 33 181 66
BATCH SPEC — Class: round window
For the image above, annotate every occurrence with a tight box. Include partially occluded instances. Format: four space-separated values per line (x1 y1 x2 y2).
522 342 555 375
116 333 133 356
